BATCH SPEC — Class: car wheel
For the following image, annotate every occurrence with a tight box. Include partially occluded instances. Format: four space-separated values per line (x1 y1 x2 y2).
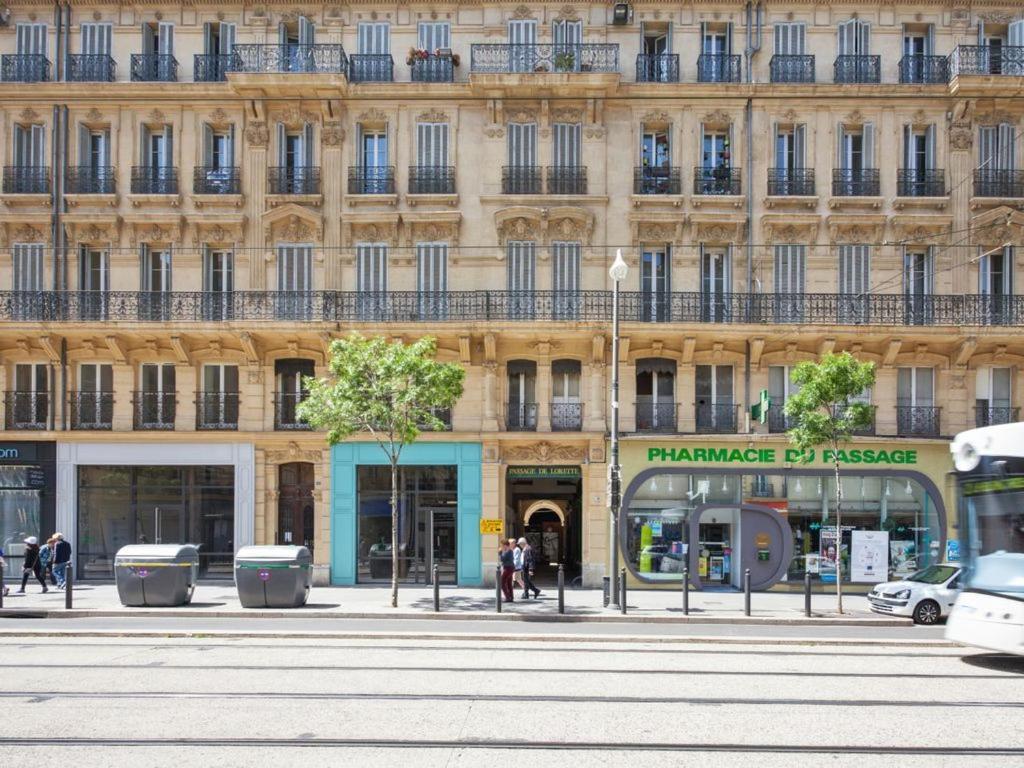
913 599 940 625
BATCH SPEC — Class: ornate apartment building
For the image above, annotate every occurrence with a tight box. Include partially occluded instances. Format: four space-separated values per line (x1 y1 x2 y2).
0 1 1021 591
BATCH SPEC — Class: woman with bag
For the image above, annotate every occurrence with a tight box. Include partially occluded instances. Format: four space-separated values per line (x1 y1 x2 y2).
18 537 48 594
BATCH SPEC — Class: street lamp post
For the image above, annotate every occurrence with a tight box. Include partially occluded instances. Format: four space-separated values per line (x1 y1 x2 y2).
608 249 629 608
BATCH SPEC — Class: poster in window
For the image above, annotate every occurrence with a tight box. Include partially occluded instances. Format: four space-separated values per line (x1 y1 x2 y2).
851 530 889 582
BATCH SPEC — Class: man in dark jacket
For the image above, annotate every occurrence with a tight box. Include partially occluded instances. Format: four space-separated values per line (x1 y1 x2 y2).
52 533 72 589
18 536 48 593
498 541 515 602
519 537 541 599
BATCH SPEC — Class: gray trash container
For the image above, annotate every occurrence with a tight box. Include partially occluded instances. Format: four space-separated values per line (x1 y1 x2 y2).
114 544 199 607
234 545 312 608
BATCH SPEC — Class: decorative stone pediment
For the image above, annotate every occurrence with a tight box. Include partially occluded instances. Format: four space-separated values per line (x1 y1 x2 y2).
504 441 584 463
63 214 121 245
494 206 593 246
274 104 319 128
0 217 51 247
639 110 671 125
357 107 389 125
19 107 41 123
418 109 448 123
826 215 886 244
262 203 323 243
553 5 580 22
401 211 461 247
191 216 246 247
551 106 583 124
495 208 543 245
147 108 166 125
123 214 184 246
208 108 232 129
692 215 746 244
264 440 323 464
343 213 402 250
889 216 952 245
511 5 535 20
971 206 1024 246
701 109 731 126
506 107 538 124
761 216 819 244
83 108 104 125
547 206 594 245
630 216 684 246
843 109 865 125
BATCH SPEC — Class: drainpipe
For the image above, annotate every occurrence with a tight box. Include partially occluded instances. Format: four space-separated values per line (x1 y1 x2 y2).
51 104 61 290
743 4 762 427
60 337 67 431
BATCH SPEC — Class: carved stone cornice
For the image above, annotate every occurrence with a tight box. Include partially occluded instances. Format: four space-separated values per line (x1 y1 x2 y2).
273 104 319 128
191 216 247 247
503 441 585 463
262 204 324 244
761 216 819 244
122 215 184 247
322 122 344 147
264 441 323 464
692 216 746 244
417 109 448 123
402 212 462 248
826 215 886 244
889 216 952 245
245 121 269 148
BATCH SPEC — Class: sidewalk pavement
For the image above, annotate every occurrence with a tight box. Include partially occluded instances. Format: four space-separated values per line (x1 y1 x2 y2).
0 582 907 625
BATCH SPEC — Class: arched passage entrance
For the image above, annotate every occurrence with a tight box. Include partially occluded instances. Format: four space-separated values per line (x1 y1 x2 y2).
278 462 315 554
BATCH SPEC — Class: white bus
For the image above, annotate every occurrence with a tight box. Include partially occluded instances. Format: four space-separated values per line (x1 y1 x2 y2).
945 422 1024 655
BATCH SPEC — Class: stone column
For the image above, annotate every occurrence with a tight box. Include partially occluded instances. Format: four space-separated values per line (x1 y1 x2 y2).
536 360 552 432
238 367 264 432
874 367 898 435
482 361 499 431
243 117 269 290
111 364 134 431
678 364 695 433
586 361 606 431
321 121 344 288
943 368 969 437
948 120 973 295
619 361 637 432
175 363 197 432
253 448 266 545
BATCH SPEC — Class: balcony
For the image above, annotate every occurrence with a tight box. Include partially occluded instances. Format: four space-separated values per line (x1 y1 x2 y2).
410 53 455 83
268 166 321 195
194 166 241 195
67 54 116 82
420 407 453 432
834 404 877 436
770 54 814 83
696 403 737 434
409 166 455 195
697 53 741 83
551 402 583 431
66 166 116 195
950 45 1024 77
546 165 587 195
2 166 50 195
635 53 679 83
470 44 619 74
768 168 815 196
348 166 395 195
502 166 542 195
349 54 394 82
3 392 48 430
197 392 239 430
274 392 310 430
0 54 50 82
832 168 880 197
636 401 677 433
694 166 740 196
194 54 235 82
634 166 681 195
974 169 1024 198
975 406 1020 428
131 166 178 195
130 54 178 82
897 169 945 197
70 392 113 430
834 55 880 83
897 406 940 438
899 55 948 84
133 391 175 430
767 404 791 434
506 402 538 431
231 44 348 74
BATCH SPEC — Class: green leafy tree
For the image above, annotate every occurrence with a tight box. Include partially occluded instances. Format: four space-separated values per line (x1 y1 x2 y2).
297 334 465 607
784 352 876 614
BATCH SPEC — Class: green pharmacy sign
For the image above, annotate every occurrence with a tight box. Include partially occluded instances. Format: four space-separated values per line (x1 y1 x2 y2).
646 446 919 467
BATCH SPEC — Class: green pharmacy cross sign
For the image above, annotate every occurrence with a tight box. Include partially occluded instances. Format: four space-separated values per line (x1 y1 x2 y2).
750 389 771 425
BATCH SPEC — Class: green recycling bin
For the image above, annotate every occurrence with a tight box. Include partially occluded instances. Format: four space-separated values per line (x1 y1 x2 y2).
114 544 199 607
234 545 312 608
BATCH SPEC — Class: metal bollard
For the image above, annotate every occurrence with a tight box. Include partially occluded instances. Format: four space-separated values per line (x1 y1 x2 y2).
0 568 4 608
804 570 812 617
495 565 502 613
682 567 689 615
619 567 627 615
433 564 440 613
557 563 565 615
65 567 73 610
743 568 751 616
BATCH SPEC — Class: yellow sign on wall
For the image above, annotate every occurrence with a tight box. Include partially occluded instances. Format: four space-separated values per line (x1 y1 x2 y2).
479 519 504 535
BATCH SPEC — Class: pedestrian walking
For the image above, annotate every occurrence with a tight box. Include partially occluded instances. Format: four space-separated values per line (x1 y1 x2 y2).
39 536 56 586
18 537 48 594
498 540 515 603
511 538 525 593
519 537 541 599
0 549 9 597
52 532 72 590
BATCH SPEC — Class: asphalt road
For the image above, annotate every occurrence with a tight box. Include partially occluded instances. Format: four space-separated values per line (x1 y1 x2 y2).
0 628 1021 766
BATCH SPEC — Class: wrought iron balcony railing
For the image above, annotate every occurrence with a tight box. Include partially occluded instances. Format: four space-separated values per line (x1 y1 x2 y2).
696 403 738 434
832 168 880 197
67 54 116 82
268 166 321 195
66 166 116 194
897 405 941 438
974 169 1024 198
231 44 348 73
694 166 740 195
132 391 175 430
410 53 454 82
470 43 619 74
506 402 538 431
131 166 178 195
768 168 815 196
767 404 791 434
899 55 949 84
194 54 236 82
834 404 877 436
834 55 880 83
70 392 113 430
194 166 241 195
408 165 455 195
950 45 1024 76
770 54 814 83
502 165 542 195
897 168 945 197
634 166 681 195
196 392 239 430
635 53 679 83
4 391 48 430
635 401 677 433
546 165 587 195
975 405 1020 428
419 406 453 432
551 402 583 432
349 53 394 82
1 54 50 82
697 53 741 83
348 166 395 195
130 54 178 82
3 166 50 195
275 391 310 430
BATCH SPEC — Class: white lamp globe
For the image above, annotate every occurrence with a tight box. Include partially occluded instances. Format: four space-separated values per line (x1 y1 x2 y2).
609 249 629 283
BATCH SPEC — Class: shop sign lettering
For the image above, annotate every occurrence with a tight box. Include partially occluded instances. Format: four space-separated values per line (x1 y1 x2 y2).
646 446 918 467
479 519 504 535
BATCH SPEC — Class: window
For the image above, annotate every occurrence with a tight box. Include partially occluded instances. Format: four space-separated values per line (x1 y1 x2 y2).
11 363 48 428
701 22 731 55
552 122 581 167
898 367 934 407
774 22 806 55
551 359 582 430
200 364 239 429
774 245 805 322
203 247 233 321
275 359 315 429
81 22 112 56
696 365 734 432
902 26 932 57
507 18 538 73
142 22 174 56
12 123 45 168
204 124 234 169
277 245 313 320
79 246 109 320
140 125 173 168
641 247 670 321
76 125 111 193
507 241 536 319
140 244 172 320
356 128 389 193
837 19 870 55
837 124 874 172
277 124 314 172
508 122 537 167
203 21 236 56
138 363 175 428
978 124 1016 171
979 245 1013 296
775 124 806 171
698 126 734 194
506 360 537 430
417 243 447 320
418 21 451 51
903 247 933 324
357 243 388 320
636 358 676 431
12 243 44 292
358 21 390 54
279 16 316 71
901 124 937 195
16 22 47 56
76 363 113 429
552 241 581 319
768 365 801 431
700 245 731 321
976 368 1013 425
838 244 871 318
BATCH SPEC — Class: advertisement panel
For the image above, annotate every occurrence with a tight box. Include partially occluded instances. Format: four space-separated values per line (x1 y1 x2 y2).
851 530 890 582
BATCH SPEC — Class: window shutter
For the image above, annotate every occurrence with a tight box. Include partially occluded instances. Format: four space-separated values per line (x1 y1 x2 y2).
227 124 235 166
926 24 935 56
203 123 214 168
30 123 46 167
903 125 913 171
203 22 214 56
276 122 286 166
220 23 236 55
998 123 1016 170
794 124 806 169
725 22 733 55
299 16 315 46
863 122 875 168
278 22 289 47
1009 20 1024 48
162 124 173 168
141 24 153 55
836 122 845 169
158 22 174 56
837 19 852 56
303 123 314 167
925 124 936 171
857 20 870 55
139 243 149 291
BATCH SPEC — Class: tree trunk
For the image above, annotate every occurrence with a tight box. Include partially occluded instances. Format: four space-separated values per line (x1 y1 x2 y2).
390 459 399 608
834 456 843 615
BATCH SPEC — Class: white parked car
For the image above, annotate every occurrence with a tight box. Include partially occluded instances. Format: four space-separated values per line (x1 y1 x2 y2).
868 564 963 625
